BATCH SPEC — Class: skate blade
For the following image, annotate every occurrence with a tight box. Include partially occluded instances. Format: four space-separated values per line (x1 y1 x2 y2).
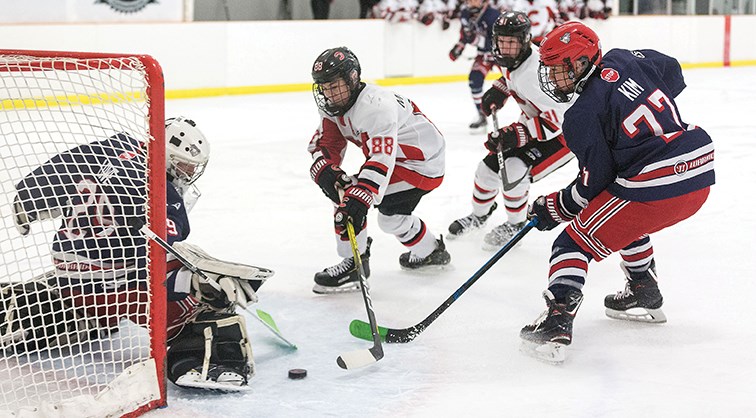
605 307 667 323
519 340 566 364
175 373 251 392
481 239 523 252
312 282 362 295
400 263 453 274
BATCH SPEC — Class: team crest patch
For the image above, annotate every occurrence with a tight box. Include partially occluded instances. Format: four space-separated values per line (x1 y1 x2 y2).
96 0 156 13
601 68 620 82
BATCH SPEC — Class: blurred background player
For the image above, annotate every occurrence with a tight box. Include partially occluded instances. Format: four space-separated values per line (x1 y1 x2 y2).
447 11 573 250
558 0 612 20
309 46 450 294
508 0 560 44
7 117 267 390
448 0 501 131
520 22 714 361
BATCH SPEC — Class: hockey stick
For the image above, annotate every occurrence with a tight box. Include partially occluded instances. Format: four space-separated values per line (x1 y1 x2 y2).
336 221 384 369
490 107 511 191
129 219 296 349
250 308 297 349
349 217 538 343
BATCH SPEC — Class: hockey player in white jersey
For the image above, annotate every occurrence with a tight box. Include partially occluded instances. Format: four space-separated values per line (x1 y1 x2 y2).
446 11 573 250
509 0 560 44
309 46 451 294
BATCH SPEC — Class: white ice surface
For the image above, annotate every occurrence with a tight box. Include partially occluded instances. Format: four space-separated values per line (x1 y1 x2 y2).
147 66 756 417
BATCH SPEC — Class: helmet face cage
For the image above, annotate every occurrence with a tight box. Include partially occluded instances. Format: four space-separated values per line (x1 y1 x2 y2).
165 117 210 191
538 61 573 103
311 47 362 116
492 12 532 70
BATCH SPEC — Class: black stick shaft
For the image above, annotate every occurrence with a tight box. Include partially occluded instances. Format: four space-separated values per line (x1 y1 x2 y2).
385 218 537 343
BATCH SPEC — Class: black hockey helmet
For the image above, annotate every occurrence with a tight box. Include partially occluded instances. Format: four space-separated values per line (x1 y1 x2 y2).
492 11 533 70
311 47 363 116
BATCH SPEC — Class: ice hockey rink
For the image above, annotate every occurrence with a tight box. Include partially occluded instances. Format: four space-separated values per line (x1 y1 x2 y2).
144 65 755 417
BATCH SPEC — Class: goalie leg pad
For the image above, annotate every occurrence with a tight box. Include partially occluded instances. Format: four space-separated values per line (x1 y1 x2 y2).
167 310 255 391
1 280 97 351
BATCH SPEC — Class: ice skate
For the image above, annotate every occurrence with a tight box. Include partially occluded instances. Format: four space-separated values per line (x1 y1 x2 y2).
520 289 583 364
469 111 487 131
174 365 251 392
605 262 667 323
447 202 498 239
481 220 526 251
399 237 451 271
312 238 372 294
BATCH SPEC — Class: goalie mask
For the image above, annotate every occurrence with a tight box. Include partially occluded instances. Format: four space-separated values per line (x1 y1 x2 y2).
538 21 602 103
492 11 533 71
312 47 364 117
165 117 210 191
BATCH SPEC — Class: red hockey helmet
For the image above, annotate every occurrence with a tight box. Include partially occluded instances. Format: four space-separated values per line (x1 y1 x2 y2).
538 22 602 102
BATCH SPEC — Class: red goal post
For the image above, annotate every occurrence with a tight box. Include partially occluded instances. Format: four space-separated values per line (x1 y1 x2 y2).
0 49 167 417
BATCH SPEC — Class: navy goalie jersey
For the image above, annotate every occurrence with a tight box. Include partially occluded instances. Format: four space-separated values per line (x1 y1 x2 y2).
561 48 715 206
15 133 189 286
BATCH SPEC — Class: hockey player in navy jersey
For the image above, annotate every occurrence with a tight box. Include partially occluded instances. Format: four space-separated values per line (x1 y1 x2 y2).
446 11 573 250
5 117 267 390
448 0 501 130
519 22 714 362
309 46 450 294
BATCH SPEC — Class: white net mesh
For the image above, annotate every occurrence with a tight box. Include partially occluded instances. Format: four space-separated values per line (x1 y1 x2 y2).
0 53 162 416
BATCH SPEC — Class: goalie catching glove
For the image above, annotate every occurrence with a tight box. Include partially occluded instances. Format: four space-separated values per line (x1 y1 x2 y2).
173 242 274 310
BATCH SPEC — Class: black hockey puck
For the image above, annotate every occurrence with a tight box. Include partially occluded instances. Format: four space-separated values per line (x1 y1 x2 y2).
288 368 307 380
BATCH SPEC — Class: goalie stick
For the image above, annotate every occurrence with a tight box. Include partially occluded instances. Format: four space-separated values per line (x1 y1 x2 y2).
129 218 296 349
349 218 537 343
336 221 384 369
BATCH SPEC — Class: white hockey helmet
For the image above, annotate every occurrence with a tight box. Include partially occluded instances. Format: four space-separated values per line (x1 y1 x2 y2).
165 116 210 190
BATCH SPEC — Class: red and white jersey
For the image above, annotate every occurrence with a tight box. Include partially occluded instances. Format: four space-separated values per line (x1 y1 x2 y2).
308 84 445 203
510 0 559 41
502 45 570 142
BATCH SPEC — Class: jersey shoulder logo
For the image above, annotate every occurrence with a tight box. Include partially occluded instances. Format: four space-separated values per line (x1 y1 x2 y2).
601 68 620 83
632 50 646 58
118 151 137 160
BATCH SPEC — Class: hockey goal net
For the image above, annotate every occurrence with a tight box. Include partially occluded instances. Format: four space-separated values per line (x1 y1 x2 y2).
0 50 166 417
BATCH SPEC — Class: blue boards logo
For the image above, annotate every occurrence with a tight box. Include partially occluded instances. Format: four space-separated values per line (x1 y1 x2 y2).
96 0 157 13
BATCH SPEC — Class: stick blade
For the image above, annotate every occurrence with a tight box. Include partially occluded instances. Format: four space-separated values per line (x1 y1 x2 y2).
349 319 387 342
336 346 384 370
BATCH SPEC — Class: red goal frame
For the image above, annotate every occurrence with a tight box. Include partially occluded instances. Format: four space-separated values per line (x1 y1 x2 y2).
0 49 167 416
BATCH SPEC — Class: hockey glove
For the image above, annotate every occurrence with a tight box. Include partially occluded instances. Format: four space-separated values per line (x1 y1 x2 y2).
480 79 510 116
485 122 530 154
528 191 576 231
449 43 465 61
334 186 373 237
310 157 353 204
191 272 259 310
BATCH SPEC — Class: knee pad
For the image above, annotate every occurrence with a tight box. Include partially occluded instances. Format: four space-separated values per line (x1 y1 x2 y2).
475 159 503 192
468 71 485 93
376 212 412 236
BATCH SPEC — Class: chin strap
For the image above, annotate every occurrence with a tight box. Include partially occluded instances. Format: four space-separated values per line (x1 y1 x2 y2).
575 63 599 95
